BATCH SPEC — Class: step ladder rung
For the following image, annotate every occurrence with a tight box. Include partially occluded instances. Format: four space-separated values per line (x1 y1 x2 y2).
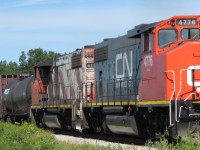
189 114 200 116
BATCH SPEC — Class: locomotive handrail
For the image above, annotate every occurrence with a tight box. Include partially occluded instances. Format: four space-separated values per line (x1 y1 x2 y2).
184 92 195 102
175 68 198 122
165 70 175 126
94 78 138 106
175 69 188 122
178 92 195 119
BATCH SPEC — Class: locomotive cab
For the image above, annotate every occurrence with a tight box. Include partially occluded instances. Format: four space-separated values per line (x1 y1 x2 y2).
32 59 53 105
136 16 200 137
126 16 200 136
138 16 200 101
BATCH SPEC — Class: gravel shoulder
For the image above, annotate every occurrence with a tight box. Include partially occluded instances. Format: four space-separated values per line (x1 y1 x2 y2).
54 134 154 150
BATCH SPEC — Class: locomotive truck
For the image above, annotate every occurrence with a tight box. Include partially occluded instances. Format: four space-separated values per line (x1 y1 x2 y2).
2 15 200 138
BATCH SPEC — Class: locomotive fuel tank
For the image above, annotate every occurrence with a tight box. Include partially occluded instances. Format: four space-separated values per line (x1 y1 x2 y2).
43 114 62 129
2 76 33 114
105 114 138 136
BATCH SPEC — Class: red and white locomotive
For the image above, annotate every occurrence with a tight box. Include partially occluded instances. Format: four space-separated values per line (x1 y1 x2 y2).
2 15 200 138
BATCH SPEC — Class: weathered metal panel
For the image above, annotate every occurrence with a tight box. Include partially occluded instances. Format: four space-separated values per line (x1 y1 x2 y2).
52 47 95 103
31 79 40 106
82 48 95 102
52 55 72 102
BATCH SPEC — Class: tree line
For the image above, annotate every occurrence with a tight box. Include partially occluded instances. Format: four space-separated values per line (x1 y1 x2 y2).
0 48 60 74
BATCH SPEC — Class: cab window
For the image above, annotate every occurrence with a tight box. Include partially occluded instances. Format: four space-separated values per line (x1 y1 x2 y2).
143 32 152 52
159 29 177 48
181 28 200 40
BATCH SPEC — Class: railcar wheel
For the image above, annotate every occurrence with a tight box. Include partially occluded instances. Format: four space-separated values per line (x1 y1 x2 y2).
30 112 36 125
102 120 107 135
5 116 14 123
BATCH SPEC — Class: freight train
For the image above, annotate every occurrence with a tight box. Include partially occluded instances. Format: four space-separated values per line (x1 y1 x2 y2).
2 15 200 139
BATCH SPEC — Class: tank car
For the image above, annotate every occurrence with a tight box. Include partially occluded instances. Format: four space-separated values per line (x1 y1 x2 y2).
2 76 33 122
0 74 29 120
30 15 200 138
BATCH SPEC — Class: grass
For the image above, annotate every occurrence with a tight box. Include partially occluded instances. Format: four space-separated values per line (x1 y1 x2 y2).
147 134 200 150
0 122 126 150
0 122 59 150
1 121 199 150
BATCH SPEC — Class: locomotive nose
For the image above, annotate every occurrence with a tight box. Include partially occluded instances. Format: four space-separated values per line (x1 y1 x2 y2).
166 41 200 101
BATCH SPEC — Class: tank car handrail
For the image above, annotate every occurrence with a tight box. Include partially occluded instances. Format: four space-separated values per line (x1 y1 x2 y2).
165 70 175 126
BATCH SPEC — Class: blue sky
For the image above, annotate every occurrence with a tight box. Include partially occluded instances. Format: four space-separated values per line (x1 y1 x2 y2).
1 0 200 63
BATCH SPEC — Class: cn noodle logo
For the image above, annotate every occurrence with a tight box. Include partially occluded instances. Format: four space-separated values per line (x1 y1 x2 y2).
115 51 132 79
187 66 200 86
4 89 10 95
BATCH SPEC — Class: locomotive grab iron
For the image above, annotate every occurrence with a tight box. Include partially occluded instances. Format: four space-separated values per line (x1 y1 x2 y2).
2 15 200 139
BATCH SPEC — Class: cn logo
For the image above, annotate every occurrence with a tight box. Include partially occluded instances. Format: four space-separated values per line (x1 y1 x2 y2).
115 51 132 79
187 66 200 86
